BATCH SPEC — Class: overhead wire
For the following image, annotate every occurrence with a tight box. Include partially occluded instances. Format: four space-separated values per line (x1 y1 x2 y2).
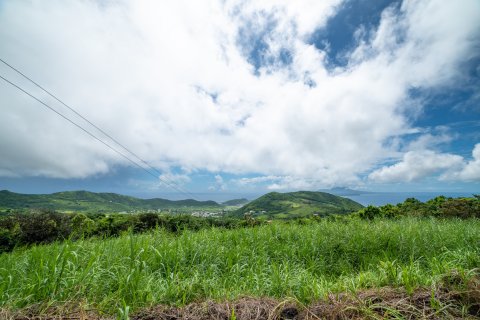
0 59 178 182
0 70 195 198
0 58 195 198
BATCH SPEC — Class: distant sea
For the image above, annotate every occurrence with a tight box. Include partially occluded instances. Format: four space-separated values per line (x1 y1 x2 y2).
343 192 475 206
146 191 476 206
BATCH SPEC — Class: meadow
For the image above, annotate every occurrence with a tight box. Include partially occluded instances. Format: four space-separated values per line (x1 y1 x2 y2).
0 216 479 318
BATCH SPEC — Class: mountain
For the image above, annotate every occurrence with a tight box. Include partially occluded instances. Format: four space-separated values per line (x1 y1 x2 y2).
319 187 372 196
234 191 363 218
0 190 220 213
222 198 250 206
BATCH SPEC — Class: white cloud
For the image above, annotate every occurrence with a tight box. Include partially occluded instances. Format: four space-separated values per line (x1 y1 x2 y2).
226 0 343 38
0 0 479 188
266 176 320 190
441 144 480 181
406 131 454 151
235 175 359 190
369 143 480 183
236 175 282 186
368 150 464 183
159 172 191 186
127 171 191 192
209 174 227 191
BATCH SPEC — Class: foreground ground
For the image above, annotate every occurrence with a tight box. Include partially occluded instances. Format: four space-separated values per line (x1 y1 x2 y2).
2 278 479 319
0 217 479 319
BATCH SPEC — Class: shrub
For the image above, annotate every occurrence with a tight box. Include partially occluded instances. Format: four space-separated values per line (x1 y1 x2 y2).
379 204 400 218
11 209 71 245
359 205 381 220
0 227 15 252
134 212 160 232
439 198 479 219
71 213 95 238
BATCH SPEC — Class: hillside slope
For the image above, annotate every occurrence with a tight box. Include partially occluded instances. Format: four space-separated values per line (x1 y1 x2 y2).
222 198 250 206
0 190 220 212
234 191 363 218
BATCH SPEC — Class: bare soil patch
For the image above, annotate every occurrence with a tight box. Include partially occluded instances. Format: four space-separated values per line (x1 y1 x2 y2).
2 274 479 320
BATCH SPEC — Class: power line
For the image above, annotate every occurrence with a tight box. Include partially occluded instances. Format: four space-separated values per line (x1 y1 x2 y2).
0 57 195 198
0 74 194 198
1 59 165 178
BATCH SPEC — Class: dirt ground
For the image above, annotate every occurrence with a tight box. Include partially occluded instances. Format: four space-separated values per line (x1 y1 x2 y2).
2 273 479 320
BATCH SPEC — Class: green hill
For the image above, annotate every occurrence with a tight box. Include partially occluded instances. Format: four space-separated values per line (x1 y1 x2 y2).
222 198 250 206
234 191 363 219
0 190 220 213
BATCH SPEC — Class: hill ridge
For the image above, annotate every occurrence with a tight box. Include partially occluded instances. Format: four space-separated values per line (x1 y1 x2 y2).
234 190 363 218
0 190 220 212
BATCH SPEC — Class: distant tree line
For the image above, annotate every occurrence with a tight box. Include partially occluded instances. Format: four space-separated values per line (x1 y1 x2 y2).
355 195 480 220
0 211 245 253
0 195 478 253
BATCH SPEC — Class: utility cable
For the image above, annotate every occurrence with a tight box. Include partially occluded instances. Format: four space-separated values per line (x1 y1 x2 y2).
0 57 194 197
0 74 193 197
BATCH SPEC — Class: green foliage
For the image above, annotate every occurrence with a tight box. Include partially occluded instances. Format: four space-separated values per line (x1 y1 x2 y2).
439 197 480 218
0 227 14 252
356 195 479 220
2 210 71 245
398 197 427 216
134 212 160 232
117 300 130 320
0 193 478 317
0 190 222 213
234 191 363 218
222 198 249 206
1 195 478 253
0 210 247 253
358 205 381 220
70 213 95 238
379 204 400 218
0 217 478 315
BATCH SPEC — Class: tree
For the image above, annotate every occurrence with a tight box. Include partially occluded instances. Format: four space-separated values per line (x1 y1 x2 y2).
71 213 95 238
359 205 381 220
379 204 400 218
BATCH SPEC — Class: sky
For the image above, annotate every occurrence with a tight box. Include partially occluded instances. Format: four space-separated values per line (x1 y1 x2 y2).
0 0 479 199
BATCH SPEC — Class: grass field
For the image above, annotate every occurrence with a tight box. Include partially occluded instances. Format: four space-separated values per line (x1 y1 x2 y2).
0 217 479 318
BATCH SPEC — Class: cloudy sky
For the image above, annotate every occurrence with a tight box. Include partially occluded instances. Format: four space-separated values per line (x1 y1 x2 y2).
1 0 479 199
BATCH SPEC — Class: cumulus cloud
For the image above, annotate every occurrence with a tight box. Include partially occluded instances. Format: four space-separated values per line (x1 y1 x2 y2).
0 0 479 188
406 130 454 151
369 143 480 183
236 174 359 190
368 150 464 183
209 175 227 191
441 144 480 181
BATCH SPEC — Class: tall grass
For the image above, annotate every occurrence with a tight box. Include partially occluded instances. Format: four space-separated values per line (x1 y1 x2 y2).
0 217 479 314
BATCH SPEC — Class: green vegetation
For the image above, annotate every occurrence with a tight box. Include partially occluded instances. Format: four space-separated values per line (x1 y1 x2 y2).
0 217 478 316
222 198 250 206
355 195 480 220
234 191 363 218
0 211 246 253
0 193 479 317
0 190 221 213
1 195 478 254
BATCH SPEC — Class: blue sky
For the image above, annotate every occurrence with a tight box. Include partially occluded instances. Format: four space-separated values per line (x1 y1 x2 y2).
310 0 399 68
0 0 479 199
